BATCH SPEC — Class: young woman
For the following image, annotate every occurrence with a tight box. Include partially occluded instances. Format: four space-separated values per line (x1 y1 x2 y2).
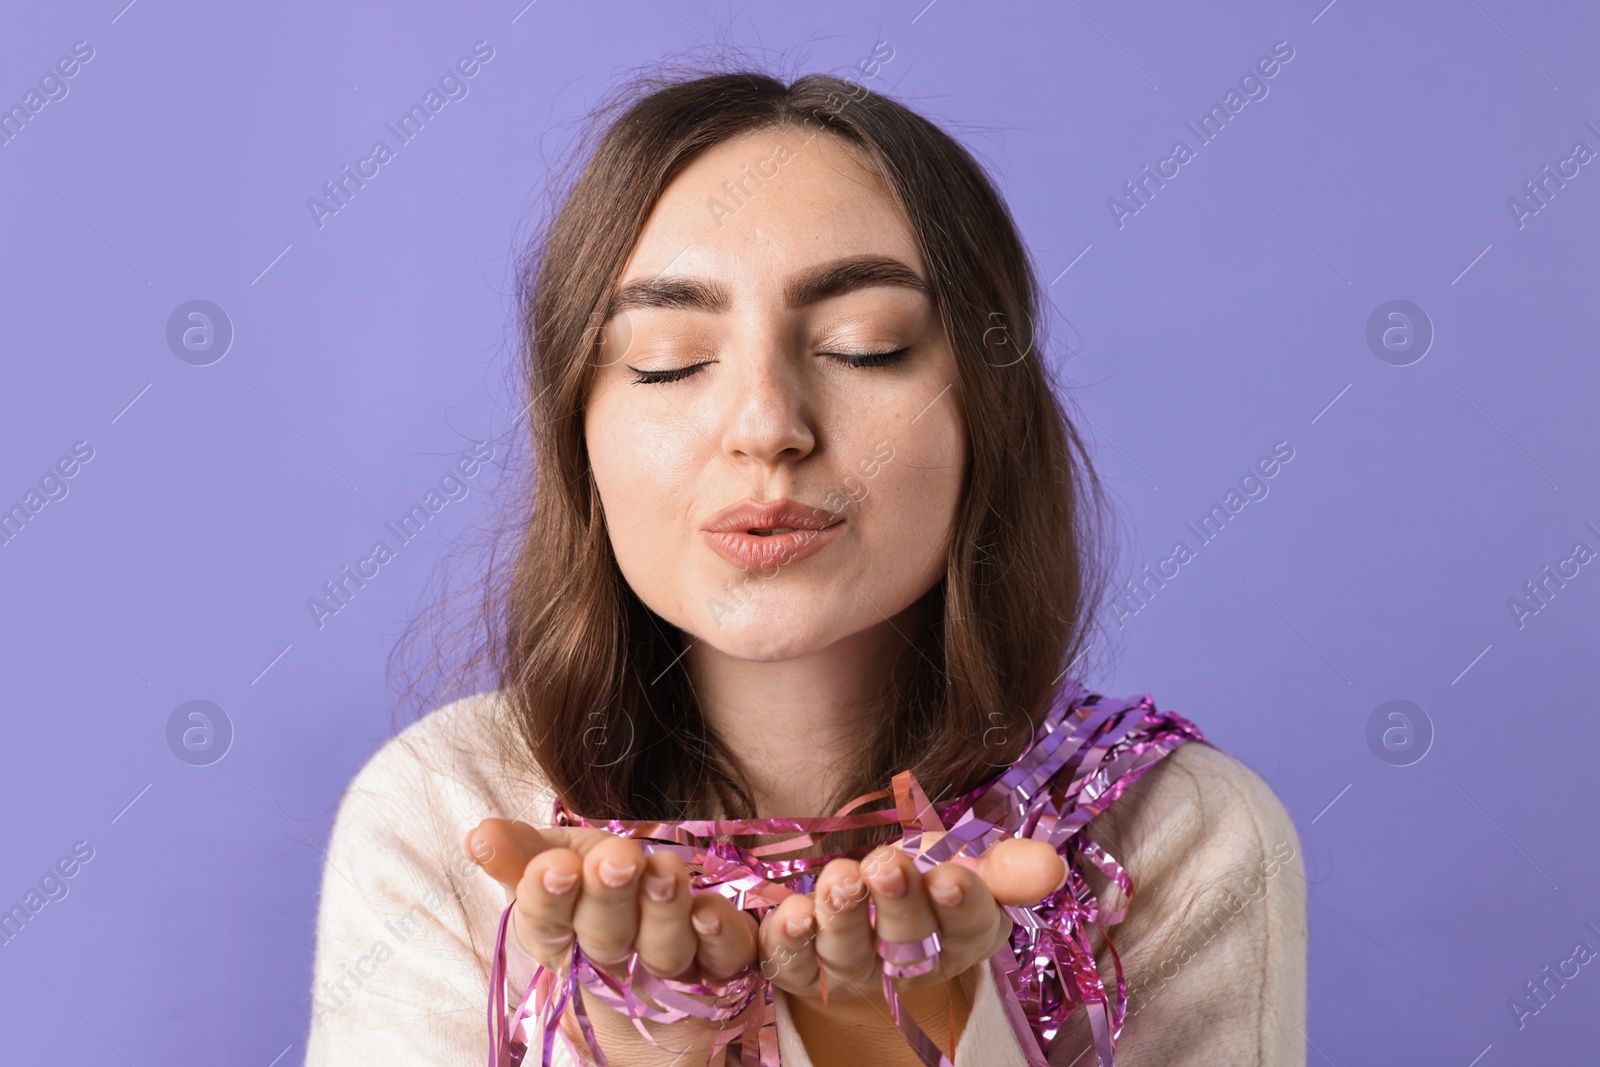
304 65 1306 1067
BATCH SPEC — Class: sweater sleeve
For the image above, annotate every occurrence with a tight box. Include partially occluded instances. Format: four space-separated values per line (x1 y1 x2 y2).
1043 741 1308 1066
301 701 578 1067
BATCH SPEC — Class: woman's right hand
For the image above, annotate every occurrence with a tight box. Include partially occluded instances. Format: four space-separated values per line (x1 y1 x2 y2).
467 817 759 1065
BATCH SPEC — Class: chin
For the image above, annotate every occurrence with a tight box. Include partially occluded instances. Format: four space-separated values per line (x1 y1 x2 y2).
695 627 831 662
687 586 856 660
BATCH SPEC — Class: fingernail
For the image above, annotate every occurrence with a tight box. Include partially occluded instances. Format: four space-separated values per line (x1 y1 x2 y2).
928 882 964 908
543 869 578 894
863 848 895 874
829 877 864 912
597 858 638 887
1053 856 1070 894
691 912 721 937
643 872 676 902
784 915 814 939
867 864 906 899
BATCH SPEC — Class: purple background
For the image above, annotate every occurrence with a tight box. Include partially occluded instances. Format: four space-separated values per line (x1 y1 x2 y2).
2 1 1595 1063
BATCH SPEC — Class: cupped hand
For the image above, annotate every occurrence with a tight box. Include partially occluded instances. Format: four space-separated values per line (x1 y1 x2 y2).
758 832 1068 1006
468 817 758 982
467 817 759 1062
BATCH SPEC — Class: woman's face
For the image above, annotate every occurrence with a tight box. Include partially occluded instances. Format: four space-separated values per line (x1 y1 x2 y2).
584 128 968 660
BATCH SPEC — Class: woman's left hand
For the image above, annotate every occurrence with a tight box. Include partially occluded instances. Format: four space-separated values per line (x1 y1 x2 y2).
757 833 1069 1012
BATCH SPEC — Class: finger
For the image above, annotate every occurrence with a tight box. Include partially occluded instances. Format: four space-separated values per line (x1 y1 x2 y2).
977 838 1069 906
690 891 759 979
466 819 621 890
572 835 646 969
813 858 876 989
922 861 1012 962
861 846 939 974
466 818 545 890
512 846 584 968
634 850 697 979
759 893 820 992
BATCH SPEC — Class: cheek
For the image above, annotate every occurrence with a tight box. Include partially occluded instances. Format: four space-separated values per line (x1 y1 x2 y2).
857 406 966 560
586 399 701 569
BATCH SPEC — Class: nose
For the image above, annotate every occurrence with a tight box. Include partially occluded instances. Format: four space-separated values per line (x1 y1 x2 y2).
716 355 815 469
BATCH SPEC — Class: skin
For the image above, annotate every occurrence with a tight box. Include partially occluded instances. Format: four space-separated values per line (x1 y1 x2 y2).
469 126 1067 1065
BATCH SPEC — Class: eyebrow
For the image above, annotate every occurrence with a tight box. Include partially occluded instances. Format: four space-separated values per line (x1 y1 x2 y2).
603 254 933 318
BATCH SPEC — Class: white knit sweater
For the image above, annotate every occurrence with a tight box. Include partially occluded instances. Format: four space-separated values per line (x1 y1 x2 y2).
302 690 1305 1066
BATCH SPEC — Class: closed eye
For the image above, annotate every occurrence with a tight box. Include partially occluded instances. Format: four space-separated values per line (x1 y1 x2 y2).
823 345 912 369
627 359 714 385
627 346 912 385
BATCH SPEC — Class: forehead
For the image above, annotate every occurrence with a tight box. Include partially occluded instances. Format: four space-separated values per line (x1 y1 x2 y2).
615 128 926 291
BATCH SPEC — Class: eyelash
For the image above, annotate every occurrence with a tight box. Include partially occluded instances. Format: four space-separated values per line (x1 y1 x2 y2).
627 361 710 385
626 347 912 385
834 345 912 369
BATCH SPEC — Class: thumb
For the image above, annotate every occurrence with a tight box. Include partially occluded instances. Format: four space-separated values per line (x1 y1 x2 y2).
464 818 547 893
976 838 1070 906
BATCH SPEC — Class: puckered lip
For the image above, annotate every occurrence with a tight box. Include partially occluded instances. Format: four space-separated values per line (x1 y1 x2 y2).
701 497 843 534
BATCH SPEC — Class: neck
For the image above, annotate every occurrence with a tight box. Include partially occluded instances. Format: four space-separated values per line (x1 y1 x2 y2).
684 603 929 818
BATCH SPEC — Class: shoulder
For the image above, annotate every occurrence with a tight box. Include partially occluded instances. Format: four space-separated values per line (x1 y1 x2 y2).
1087 738 1305 948
306 694 556 1056
312 690 557 969
1100 740 1301 887
329 689 556 858
1060 736 1307 1063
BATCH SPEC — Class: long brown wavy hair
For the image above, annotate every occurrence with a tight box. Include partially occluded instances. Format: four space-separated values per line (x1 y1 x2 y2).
396 56 1115 843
